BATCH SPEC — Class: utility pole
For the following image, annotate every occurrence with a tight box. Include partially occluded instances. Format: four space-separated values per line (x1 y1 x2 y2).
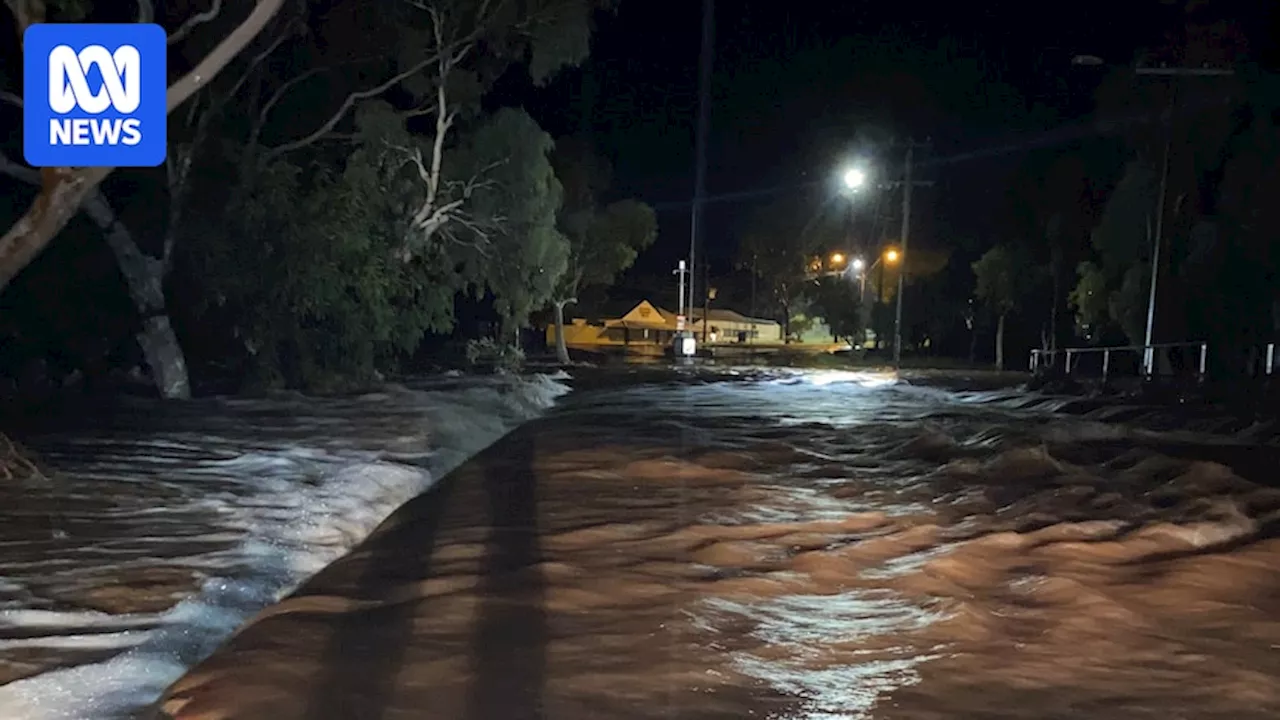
1136 64 1233 377
688 0 714 346
890 139 931 368
702 266 711 343
892 144 913 368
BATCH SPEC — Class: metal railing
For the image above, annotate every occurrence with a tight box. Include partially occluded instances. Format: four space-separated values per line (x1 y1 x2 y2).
1029 341 1208 382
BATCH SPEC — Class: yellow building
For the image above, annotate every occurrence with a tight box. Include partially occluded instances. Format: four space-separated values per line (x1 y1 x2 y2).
545 300 783 354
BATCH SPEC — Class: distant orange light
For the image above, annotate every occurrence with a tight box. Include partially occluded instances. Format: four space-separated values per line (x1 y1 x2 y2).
830 252 845 265
885 249 900 263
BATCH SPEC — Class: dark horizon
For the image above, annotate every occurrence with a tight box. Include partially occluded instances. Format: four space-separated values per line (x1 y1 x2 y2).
1 0 1278 394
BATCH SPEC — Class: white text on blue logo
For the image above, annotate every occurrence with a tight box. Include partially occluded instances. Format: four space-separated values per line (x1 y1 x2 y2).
47 43 143 147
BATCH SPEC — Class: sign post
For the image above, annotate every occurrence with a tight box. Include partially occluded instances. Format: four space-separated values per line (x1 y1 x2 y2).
672 260 696 357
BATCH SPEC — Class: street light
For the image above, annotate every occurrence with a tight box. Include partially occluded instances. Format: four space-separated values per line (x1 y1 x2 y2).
844 247 902 349
842 167 867 192
830 252 845 266
854 247 899 308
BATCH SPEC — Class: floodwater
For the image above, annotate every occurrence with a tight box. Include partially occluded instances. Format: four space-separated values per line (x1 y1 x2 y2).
0 372 571 719
149 367 1280 720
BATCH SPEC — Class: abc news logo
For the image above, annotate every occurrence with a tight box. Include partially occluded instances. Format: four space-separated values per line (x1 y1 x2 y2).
48 44 144 147
23 23 166 168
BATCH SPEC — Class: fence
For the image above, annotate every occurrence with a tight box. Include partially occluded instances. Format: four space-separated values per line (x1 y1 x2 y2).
1029 341 1208 382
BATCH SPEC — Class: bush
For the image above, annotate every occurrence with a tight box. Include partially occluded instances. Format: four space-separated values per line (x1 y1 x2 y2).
465 338 524 372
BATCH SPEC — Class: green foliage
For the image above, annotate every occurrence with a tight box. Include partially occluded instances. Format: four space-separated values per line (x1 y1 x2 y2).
186 104 571 388
1066 161 1157 344
522 0 598 84
580 200 656 285
972 244 1033 316
189 143 456 388
1111 263 1149 345
549 138 657 302
166 0 620 389
396 0 609 99
465 337 524 371
1091 161 1156 272
805 276 862 344
737 195 824 318
451 108 569 333
1069 261 1109 332
788 314 816 339
869 301 894 348
552 135 613 212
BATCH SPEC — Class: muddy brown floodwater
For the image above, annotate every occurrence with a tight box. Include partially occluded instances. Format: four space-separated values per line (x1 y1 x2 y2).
157 368 1280 720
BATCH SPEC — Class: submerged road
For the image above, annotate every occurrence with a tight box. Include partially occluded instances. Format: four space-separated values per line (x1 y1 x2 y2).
155 368 1280 719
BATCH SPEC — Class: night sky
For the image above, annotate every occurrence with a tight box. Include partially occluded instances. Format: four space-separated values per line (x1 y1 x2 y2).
3 0 1278 383
498 0 1276 289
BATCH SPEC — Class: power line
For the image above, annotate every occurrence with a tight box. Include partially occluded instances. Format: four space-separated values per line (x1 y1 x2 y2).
646 94 1232 213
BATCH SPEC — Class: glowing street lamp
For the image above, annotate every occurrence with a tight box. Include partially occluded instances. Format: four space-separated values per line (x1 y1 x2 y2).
830 252 845 266
857 247 900 306
842 167 867 192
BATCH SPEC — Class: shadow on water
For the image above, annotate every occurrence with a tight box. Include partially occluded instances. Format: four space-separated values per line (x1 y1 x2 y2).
302 425 547 720
302 465 462 720
464 425 547 720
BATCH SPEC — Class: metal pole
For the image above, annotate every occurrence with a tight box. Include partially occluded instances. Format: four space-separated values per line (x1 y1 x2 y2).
1129 64 1231 375
702 263 710 343
675 260 686 318
893 143 914 368
848 196 857 269
1143 80 1177 377
689 0 714 346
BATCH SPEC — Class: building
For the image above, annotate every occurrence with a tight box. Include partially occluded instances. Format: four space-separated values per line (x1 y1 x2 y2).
545 300 783 354
687 307 784 344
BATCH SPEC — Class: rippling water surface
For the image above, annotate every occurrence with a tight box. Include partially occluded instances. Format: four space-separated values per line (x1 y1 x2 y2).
0 372 571 719
149 367 1280 720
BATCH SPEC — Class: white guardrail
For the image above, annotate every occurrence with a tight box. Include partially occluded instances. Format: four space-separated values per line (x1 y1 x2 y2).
1029 342 1208 381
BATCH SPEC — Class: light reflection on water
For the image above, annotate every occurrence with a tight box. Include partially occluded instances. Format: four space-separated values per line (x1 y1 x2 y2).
7 367 1280 719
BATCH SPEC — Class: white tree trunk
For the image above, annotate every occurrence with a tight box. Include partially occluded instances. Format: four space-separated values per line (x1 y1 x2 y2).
0 153 191 398
554 301 570 365
0 0 285 293
995 312 1007 370
80 195 191 399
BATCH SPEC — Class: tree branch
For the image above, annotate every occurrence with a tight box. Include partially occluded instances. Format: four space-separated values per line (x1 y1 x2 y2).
168 0 224 46
137 0 153 23
0 0 287 294
259 54 439 164
0 150 39 186
221 18 302 103
246 65 326 149
4 0 44 38
167 0 285 114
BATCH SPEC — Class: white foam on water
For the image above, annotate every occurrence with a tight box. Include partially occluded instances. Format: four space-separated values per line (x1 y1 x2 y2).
0 372 570 720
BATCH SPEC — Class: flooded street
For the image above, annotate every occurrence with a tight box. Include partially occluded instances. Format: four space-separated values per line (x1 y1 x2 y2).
148 368 1280 720
0 374 570 719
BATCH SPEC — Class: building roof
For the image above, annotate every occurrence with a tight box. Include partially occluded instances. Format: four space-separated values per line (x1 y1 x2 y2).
561 300 779 330
690 308 778 326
